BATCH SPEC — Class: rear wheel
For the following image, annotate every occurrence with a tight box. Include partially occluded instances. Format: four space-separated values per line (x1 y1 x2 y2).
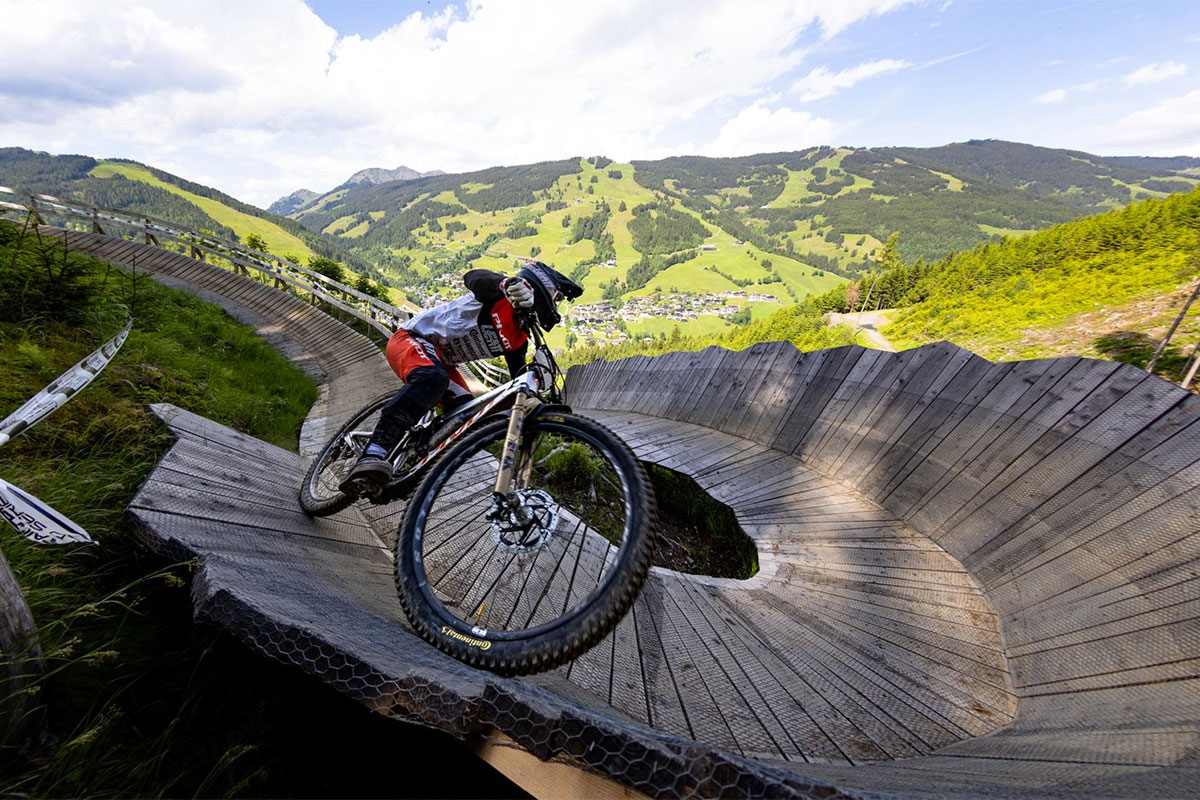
299 392 396 517
395 412 656 675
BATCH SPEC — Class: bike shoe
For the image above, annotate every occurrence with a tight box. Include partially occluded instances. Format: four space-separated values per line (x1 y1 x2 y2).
338 454 393 496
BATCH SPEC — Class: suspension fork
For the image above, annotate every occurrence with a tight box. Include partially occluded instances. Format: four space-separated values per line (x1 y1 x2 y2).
493 392 541 503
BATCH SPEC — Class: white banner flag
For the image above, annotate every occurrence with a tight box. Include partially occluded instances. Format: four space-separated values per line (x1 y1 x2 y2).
0 318 131 447
0 318 130 545
0 477 93 545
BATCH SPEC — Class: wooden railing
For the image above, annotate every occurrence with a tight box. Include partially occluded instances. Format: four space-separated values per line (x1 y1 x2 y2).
0 185 409 337
0 185 507 387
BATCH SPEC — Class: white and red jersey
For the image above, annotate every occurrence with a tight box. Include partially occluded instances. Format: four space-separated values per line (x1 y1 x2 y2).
400 269 529 369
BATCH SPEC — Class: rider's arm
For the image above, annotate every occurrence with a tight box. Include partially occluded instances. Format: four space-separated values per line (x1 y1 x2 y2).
463 269 505 303
504 346 528 379
464 269 530 379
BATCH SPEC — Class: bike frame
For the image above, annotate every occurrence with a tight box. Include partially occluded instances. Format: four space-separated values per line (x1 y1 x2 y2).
365 317 564 502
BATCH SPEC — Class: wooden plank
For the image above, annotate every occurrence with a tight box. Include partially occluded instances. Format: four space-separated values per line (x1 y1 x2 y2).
629 581 695 740
896 358 1074 531
797 346 894 466
963 385 1193 579
720 341 795 440
747 347 808 445
930 361 1136 547
859 352 999 502
828 344 973 483
984 439 1200 605
468 730 647 800
770 346 863 456
684 580 919 763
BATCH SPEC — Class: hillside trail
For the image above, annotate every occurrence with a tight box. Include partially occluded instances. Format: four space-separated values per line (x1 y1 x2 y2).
827 309 896 351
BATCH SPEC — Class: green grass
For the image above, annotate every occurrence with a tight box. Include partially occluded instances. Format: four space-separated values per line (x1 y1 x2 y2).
322 213 358 235
90 162 316 260
930 169 965 191
883 187 1200 368
627 313 732 339
644 463 757 579
0 221 360 796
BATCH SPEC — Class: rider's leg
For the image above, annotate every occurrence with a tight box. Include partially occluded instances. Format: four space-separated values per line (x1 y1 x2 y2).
342 331 451 491
365 365 449 454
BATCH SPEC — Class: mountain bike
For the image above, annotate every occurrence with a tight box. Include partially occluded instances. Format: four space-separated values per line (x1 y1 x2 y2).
299 314 657 675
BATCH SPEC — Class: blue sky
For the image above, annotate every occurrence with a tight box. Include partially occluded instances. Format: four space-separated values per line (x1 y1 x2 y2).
1 0 1197 206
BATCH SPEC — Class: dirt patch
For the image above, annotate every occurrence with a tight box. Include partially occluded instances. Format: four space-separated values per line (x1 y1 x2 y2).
827 309 897 351
1007 284 1200 387
644 463 758 579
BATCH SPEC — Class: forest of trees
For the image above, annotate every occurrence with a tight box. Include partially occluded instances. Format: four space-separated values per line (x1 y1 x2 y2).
453 159 583 212
818 187 1200 362
621 248 700 293
78 177 237 239
627 202 708 254
569 205 615 265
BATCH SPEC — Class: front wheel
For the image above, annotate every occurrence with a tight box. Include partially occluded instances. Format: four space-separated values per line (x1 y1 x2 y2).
395 412 656 675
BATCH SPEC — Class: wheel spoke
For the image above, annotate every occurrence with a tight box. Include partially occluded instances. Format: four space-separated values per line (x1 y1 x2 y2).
396 414 654 674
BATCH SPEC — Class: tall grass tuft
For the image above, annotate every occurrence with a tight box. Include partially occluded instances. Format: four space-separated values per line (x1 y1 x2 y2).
0 219 328 796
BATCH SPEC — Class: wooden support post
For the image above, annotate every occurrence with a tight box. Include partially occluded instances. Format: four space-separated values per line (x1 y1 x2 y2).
1147 278 1200 373
1181 339 1200 390
0 546 45 753
858 273 878 314
469 731 645 800
26 197 44 226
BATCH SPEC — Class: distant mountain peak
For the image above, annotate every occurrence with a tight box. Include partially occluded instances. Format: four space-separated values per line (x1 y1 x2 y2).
346 165 445 185
266 188 319 216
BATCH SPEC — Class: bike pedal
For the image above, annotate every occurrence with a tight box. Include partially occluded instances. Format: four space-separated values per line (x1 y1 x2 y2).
338 476 377 500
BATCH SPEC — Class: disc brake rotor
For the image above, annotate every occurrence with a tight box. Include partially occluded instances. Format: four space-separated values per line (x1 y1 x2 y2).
490 489 560 552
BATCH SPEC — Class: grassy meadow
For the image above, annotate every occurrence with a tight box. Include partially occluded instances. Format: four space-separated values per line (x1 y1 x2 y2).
90 162 317 260
0 220 520 797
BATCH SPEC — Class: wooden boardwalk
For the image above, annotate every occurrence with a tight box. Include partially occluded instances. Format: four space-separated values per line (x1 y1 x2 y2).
53 230 397 453
568 342 1200 797
67 233 1199 796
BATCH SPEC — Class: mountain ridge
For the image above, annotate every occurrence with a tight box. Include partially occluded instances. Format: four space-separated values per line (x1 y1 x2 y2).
5 140 1198 350
347 165 446 185
267 165 447 216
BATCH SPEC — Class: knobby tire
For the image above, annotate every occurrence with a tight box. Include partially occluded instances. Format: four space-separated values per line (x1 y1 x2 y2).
394 412 656 675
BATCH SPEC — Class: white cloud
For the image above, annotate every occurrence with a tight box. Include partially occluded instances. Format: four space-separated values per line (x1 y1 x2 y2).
1124 61 1188 86
1102 89 1200 153
791 59 911 102
1031 79 1106 106
701 100 834 156
1033 88 1067 105
0 0 918 205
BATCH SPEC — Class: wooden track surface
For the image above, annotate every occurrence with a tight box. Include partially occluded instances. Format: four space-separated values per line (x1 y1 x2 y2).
69 233 1198 796
568 342 1200 797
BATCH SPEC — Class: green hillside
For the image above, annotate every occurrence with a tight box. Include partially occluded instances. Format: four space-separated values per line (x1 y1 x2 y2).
90 161 316 259
279 141 1198 349
6 142 1199 353
0 148 371 281
877 187 1200 366
568 186 1200 391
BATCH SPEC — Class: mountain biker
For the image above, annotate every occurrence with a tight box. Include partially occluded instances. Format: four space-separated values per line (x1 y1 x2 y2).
340 260 583 495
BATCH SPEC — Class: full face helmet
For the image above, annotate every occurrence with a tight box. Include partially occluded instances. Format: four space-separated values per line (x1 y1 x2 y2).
516 261 582 330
